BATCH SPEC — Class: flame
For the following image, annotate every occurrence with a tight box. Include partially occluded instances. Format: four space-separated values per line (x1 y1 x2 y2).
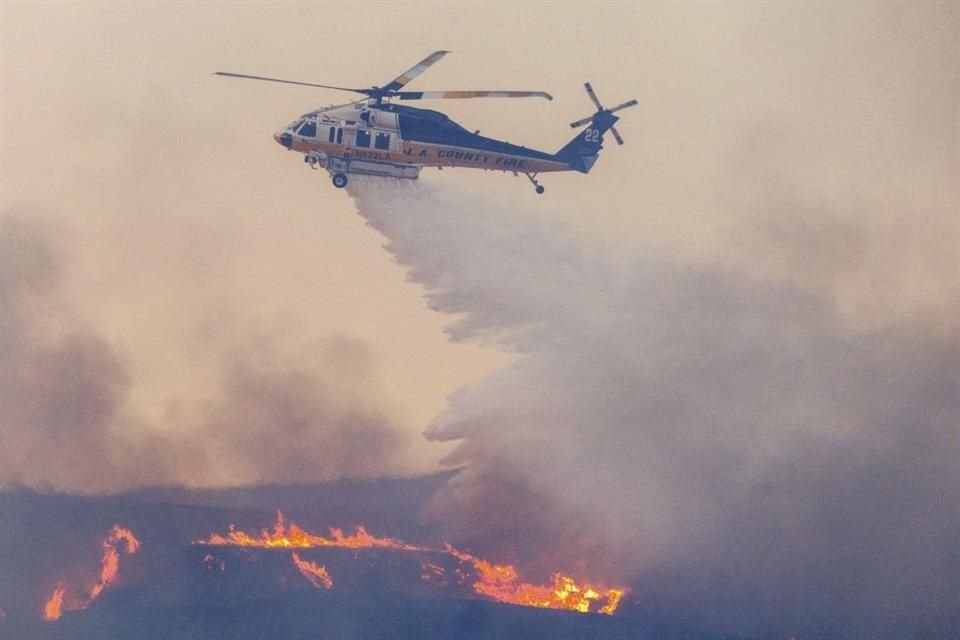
89 526 140 601
42 585 65 622
599 588 623 615
42 585 66 622
291 552 333 589
446 546 624 614
42 525 140 622
201 510 420 551
198 511 625 614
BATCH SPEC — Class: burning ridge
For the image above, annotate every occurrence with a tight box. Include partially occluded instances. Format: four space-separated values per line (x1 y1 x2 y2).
196 511 625 615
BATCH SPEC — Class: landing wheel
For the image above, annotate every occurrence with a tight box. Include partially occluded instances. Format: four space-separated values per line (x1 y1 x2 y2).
525 172 545 194
332 172 348 189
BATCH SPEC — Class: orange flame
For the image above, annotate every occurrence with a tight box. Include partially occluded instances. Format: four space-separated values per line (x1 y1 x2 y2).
197 511 625 615
42 586 65 622
89 526 140 601
202 510 420 551
42 525 140 622
291 552 333 589
446 546 624 614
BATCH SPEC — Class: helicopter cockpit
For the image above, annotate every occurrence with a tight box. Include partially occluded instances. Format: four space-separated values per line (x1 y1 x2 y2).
292 120 316 137
274 116 317 148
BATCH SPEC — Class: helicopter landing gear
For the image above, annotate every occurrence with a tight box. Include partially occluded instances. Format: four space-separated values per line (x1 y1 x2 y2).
525 172 545 194
332 172 348 189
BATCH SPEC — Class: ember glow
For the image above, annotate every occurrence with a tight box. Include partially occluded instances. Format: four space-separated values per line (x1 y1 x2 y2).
291 552 333 589
42 525 140 622
197 512 625 614
202 553 226 572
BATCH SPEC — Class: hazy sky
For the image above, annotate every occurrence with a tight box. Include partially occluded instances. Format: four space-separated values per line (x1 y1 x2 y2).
5 0 955 482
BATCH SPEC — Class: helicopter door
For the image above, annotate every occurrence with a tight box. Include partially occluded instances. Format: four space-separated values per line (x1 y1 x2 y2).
326 126 343 145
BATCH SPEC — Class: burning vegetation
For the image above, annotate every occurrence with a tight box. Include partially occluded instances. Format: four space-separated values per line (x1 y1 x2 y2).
196 511 625 615
31 511 623 623
291 552 334 590
42 525 140 622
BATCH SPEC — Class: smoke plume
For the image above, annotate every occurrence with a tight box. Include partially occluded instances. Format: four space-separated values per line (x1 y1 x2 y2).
347 178 959 638
0 213 412 492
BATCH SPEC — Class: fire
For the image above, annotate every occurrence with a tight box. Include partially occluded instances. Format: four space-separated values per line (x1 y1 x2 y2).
599 588 623 615
201 510 420 551
89 526 140 600
42 525 140 622
198 511 625 615
446 546 624 614
42 586 65 622
291 552 333 589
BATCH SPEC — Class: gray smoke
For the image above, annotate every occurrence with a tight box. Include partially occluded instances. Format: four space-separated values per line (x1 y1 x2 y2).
347 178 959 638
0 213 412 492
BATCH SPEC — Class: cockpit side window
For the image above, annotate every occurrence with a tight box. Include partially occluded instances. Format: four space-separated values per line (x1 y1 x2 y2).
328 126 336 143
298 121 317 137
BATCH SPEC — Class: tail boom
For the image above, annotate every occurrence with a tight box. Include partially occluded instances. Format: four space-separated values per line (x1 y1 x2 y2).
554 111 619 173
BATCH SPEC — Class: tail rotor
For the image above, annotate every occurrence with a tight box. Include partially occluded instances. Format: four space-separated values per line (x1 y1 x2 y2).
569 83 637 146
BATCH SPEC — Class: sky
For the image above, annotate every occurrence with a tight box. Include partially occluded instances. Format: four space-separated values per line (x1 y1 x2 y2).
2 2 959 636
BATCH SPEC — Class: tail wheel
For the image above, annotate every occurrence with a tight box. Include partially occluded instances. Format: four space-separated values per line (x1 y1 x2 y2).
332 173 348 188
535 185 545 195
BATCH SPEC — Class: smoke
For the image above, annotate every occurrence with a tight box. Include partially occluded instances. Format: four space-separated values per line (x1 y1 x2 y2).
346 177 959 637
0 213 413 492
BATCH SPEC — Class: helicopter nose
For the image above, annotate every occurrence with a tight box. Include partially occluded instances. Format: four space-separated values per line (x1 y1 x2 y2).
274 130 293 149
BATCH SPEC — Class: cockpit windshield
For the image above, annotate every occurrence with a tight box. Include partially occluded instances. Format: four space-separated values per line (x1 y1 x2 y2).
296 121 317 137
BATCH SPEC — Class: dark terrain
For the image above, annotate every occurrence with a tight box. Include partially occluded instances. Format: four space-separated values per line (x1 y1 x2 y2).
0 475 752 640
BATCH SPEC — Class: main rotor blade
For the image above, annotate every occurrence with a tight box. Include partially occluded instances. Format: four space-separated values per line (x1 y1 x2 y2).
396 90 553 101
584 82 603 110
610 126 625 146
315 99 365 113
214 72 363 94
382 50 451 92
607 99 639 114
570 115 594 128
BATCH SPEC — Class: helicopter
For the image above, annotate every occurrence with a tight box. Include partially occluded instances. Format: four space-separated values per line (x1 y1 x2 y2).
216 51 637 193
